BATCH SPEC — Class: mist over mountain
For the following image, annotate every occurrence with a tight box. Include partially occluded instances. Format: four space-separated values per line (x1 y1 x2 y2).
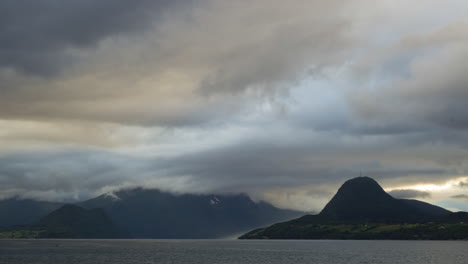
0 187 302 239
1 178 466 240
80 188 303 238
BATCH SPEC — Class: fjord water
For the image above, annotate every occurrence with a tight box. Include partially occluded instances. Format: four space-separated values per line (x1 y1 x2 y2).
0 240 467 264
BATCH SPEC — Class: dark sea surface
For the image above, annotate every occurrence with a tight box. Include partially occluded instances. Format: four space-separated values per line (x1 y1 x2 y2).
0 239 467 264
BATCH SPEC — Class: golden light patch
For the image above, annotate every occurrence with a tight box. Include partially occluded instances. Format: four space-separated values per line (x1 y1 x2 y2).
387 176 468 193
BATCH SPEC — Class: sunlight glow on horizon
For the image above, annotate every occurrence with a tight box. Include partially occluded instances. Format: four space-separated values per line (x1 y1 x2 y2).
387 176 468 193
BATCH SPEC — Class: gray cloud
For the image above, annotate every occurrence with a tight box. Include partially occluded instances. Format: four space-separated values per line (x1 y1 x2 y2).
451 194 468 200
0 0 191 75
0 117 465 210
0 0 358 127
0 126 465 210
351 21 468 137
0 149 132 201
388 189 431 199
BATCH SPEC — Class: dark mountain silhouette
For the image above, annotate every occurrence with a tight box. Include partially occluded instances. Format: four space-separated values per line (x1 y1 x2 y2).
240 177 467 240
318 177 450 222
399 199 451 218
0 198 62 227
35 204 130 238
445 212 468 222
81 188 303 238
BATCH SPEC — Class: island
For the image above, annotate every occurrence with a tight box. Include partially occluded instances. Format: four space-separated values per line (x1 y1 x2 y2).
240 177 468 240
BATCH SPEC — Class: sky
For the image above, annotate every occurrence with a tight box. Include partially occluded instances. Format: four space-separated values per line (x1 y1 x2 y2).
1 0 468 212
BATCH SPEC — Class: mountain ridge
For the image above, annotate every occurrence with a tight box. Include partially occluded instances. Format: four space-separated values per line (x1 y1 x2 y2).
0 188 303 239
80 188 303 238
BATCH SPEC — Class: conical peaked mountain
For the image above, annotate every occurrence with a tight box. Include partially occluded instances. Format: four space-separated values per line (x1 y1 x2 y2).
239 177 465 240
319 177 450 222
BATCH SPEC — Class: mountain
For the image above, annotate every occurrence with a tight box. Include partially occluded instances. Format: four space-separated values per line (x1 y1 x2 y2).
81 188 303 238
34 204 130 238
318 177 450 222
399 199 451 218
0 204 130 239
445 212 468 222
240 177 467 240
0 198 62 227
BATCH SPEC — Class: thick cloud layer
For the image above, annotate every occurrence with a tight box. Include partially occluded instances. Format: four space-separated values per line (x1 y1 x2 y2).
0 0 356 126
352 21 468 133
0 0 189 75
1 0 468 211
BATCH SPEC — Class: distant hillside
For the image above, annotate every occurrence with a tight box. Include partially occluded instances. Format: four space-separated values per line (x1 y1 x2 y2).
0 198 62 227
0 205 130 239
36 204 130 238
240 177 468 240
81 188 303 238
399 199 451 219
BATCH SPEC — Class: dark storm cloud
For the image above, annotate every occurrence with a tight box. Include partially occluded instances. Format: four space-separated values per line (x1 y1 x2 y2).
0 0 356 127
0 0 190 75
388 189 431 199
